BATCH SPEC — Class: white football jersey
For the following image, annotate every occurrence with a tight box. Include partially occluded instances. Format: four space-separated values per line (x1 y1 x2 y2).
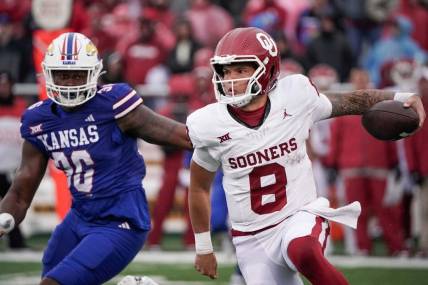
187 74 332 232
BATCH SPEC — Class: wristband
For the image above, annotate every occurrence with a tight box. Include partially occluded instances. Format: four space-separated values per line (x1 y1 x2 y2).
194 231 213 254
394 92 415 102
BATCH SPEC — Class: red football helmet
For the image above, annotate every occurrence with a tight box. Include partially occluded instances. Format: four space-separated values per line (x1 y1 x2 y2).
210 27 280 107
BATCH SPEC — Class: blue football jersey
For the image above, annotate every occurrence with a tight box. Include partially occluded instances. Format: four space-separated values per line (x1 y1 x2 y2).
20 83 150 230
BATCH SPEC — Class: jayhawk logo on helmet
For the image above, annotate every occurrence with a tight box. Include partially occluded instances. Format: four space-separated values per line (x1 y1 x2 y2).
46 43 55 56
85 42 98 57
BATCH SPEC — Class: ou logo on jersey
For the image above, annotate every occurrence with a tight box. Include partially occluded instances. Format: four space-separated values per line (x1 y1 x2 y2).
256 32 278 57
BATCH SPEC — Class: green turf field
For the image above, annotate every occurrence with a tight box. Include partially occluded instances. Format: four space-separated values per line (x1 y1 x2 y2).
1 234 428 285
0 261 428 285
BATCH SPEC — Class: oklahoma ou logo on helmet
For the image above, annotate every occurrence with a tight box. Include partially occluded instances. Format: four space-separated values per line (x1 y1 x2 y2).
256 32 278 57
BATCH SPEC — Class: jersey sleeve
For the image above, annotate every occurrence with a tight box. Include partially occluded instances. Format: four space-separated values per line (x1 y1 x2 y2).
312 93 333 122
292 75 332 122
20 102 50 156
192 147 220 172
105 83 143 119
186 112 203 148
186 106 221 172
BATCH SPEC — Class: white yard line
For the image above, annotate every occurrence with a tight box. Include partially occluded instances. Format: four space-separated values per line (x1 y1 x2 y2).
1 250 428 269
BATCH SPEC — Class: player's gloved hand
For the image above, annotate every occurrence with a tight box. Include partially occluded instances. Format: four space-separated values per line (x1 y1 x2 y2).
194 252 217 279
0 213 15 238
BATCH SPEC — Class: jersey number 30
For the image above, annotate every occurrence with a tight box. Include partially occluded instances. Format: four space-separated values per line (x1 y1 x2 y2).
52 150 94 193
249 162 287 214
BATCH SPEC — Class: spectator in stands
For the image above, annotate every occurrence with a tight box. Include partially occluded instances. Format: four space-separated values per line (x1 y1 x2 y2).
81 3 117 57
399 0 428 52
305 10 354 81
295 0 339 53
364 15 426 87
144 0 176 30
188 48 216 111
185 0 234 48
405 66 428 257
141 1 176 51
335 0 396 61
0 0 31 24
274 32 304 67
243 0 287 36
279 59 304 78
326 68 406 256
0 71 27 249
215 0 247 26
99 52 124 84
102 2 140 55
0 14 35 82
166 18 201 74
122 16 168 86
147 74 195 250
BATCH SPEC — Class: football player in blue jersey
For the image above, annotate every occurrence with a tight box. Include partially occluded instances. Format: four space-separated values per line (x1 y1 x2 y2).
0 32 191 285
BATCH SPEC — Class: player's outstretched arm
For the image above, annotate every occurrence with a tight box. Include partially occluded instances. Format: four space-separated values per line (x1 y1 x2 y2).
117 104 192 149
0 141 48 236
325 89 426 126
189 160 218 279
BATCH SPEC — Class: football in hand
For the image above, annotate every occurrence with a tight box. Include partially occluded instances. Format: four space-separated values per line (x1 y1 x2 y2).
362 100 419 140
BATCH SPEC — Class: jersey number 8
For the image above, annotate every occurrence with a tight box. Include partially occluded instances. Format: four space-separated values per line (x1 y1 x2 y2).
249 162 287 214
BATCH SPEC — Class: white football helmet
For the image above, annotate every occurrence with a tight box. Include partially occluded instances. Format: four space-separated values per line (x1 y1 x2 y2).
42 32 103 107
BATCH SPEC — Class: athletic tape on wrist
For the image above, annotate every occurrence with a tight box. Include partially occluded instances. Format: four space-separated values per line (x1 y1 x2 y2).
194 231 213 254
394 92 415 102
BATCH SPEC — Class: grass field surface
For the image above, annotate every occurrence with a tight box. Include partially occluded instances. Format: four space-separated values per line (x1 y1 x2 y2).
1 234 428 284
1 253 428 285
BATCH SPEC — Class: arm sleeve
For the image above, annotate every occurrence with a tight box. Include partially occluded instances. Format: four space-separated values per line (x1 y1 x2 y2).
192 147 220 172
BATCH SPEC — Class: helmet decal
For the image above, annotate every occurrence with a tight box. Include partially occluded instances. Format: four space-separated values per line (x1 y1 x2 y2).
256 32 278 57
47 43 54 56
85 42 98 56
60 32 80 61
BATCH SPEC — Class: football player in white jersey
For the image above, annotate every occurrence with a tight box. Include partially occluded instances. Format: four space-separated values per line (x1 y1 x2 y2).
186 27 425 285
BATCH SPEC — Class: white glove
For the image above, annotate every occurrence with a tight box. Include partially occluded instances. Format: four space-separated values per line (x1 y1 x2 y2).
0 213 15 237
117 275 159 285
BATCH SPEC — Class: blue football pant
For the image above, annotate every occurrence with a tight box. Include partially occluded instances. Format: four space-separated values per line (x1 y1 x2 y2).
42 211 148 285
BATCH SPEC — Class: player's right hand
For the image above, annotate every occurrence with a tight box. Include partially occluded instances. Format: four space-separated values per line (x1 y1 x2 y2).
194 252 217 279
0 213 15 238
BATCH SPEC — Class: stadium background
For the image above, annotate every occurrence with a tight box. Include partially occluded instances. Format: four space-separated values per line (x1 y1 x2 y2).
1 0 428 284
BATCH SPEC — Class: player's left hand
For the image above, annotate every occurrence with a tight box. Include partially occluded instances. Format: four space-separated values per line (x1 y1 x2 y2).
194 252 217 279
404 95 426 128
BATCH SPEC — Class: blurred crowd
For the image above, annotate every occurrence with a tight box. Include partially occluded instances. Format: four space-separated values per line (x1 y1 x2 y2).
1 0 428 258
